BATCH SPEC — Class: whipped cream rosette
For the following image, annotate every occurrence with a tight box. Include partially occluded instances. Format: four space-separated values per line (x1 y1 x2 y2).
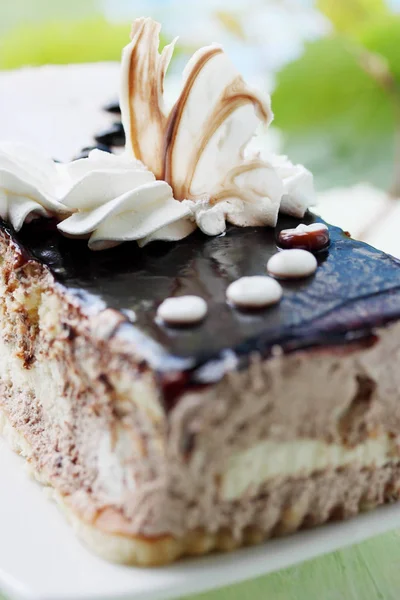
0 142 68 231
0 144 191 249
57 150 192 249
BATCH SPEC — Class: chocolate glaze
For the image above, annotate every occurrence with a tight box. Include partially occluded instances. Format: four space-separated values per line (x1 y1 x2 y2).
103 100 121 115
4 213 400 407
94 123 125 147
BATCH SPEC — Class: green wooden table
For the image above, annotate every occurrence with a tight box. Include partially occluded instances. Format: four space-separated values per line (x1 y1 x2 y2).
178 531 400 600
2 531 400 599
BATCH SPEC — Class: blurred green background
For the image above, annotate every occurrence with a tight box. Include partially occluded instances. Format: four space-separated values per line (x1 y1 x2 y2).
1 0 400 195
0 0 130 67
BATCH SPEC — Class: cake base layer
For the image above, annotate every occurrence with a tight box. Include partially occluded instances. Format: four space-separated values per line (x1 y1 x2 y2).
2 404 399 565
63 463 400 565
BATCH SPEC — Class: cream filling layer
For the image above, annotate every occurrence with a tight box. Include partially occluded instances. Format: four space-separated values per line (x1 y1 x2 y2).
221 436 399 501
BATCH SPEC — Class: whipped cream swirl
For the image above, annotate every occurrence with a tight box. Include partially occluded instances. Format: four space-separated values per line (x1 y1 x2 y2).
0 142 68 230
271 155 316 218
0 144 191 248
57 150 192 249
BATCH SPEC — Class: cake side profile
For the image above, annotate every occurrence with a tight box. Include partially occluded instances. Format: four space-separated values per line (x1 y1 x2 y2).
1 17 400 567
0 215 400 565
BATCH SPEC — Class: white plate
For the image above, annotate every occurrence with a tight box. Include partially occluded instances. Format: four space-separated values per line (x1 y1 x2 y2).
1 435 400 600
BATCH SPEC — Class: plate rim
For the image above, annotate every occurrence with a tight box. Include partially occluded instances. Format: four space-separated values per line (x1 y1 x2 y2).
1 436 400 600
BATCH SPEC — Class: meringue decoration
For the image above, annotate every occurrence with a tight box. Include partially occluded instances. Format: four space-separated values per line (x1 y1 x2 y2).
157 295 208 325
226 276 282 308
121 17 285 234
267 249 318 280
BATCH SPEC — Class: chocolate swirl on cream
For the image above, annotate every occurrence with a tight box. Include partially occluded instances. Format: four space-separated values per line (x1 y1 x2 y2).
162 45 271 199
120 18 290 235
120 19 176 180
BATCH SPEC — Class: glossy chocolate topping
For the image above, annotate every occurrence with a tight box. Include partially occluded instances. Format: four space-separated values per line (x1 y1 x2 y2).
5 212 400 389
94 122 125 147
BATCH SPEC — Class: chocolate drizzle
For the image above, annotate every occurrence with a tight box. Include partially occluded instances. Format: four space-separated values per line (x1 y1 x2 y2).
162 46 223 189
125 18 172 178
165 67 270 200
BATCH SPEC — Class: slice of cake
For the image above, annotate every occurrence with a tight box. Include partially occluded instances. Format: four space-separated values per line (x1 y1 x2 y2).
1 18 400 567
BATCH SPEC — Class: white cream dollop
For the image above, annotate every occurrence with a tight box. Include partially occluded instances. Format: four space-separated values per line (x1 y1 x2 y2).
0 17 316 251
271 155 316 218
157 295 208 325
0 144 191 249
0 142 68 230
267 249 318 279
226 276 282 308
57 150 191 250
